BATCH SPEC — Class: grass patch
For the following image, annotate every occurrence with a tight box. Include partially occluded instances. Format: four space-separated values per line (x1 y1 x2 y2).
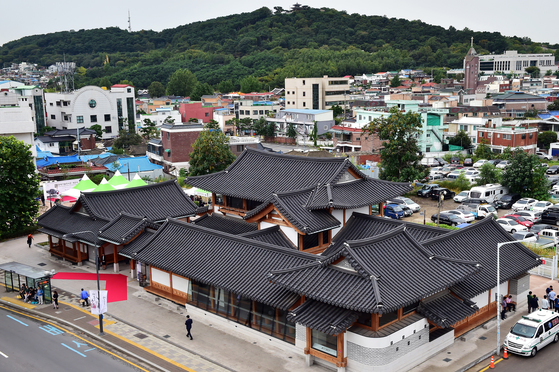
425 222 460 230
38 242 49 246
525 243 556 258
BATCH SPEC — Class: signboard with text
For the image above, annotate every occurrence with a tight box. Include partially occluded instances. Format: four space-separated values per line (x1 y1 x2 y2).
89 290 108 315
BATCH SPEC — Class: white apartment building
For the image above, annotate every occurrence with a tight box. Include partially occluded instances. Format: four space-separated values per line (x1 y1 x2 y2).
235 99 281 120
477 50 558 74
285 76 351 110
45 84 136 139
138 107 182 129
0 91 37 157
445 117 503 146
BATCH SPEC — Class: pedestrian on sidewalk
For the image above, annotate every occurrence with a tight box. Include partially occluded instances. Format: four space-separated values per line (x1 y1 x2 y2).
40 194 45 206
53 290 59 309
501 296 508 320
185 315 193 340
27 234 33 248
80 288 89 307
549 287 556 310
506 295 516 312
527 291 533 313
542 295 550 310
37 286 43 305
547 286 552 295
530 294 539 312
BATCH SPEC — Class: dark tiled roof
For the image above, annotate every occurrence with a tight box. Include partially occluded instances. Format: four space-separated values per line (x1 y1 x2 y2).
192 214 257 235
269 226 480 314
98 212 158 245
323 213 449 256
245 188 341 234
306 179 413 210
133 219 319 309
44 128 97 137
37 205 109 245
185 148 364 202
119 229 156 258
349 313 423 338
416 291 478 328
422 217 542 299
238 226 297 249
74 180 197 222
288 300 359 336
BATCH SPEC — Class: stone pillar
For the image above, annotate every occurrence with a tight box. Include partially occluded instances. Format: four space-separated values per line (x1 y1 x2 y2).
113 262 119 273
305 354 314 367
130 259 136 279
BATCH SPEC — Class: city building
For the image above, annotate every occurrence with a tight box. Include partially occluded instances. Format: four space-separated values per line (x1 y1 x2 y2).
10 85 46 134
178 102 219 124
0 91 37 158
477 120 538 154
285 76 351 110
44 84 136 139
35 128 96 156
445 116 503 147
266 109 335 143
491 92 548 117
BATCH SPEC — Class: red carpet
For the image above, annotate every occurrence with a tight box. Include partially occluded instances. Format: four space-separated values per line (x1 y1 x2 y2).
52 272 128 303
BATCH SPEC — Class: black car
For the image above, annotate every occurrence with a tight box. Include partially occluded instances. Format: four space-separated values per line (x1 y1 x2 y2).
541 207 559 225
417 183 440 197
530 224 558 235
547 165 559 175
463 158 473 167
431 213 466 226
495 193 521 209
450 157 461 164
487 159 501 166
387 199 413 217
428 187 456 200
435 157 448 166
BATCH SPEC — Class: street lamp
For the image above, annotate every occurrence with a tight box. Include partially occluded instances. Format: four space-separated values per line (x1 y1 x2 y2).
62 230 105 336
495 240 542 356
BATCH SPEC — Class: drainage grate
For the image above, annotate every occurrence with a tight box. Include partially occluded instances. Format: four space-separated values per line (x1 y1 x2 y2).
134 333 148 339
479 336 487 340
163 335 170 338
37 263 47 266
443 358 452 362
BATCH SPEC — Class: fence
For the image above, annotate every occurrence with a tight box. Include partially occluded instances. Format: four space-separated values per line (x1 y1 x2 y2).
529 255 558 280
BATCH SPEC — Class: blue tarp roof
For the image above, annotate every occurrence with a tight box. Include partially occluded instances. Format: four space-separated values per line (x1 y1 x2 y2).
79 153 113 162
36 155 82 168
106 156 163 172
538 111 559 120
36 146 53 158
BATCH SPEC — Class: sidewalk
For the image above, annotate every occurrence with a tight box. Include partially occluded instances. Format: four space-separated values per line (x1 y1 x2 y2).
0 233 326 372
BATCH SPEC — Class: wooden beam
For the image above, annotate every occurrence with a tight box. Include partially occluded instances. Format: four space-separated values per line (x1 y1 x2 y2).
299 234 304 251
343 209 346 226
347 167 362 180
245 204 275 222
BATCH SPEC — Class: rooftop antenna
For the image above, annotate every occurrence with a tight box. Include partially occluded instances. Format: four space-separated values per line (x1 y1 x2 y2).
128 10 132 32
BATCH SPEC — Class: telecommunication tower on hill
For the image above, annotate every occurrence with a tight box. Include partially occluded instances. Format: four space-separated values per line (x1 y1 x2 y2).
56 56 75 93
128 10 132 32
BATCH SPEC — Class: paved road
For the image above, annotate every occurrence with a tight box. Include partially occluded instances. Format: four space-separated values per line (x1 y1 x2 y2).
473 341 559 371
0 306 142 372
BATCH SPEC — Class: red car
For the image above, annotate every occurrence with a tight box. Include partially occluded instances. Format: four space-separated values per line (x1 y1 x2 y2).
503 214 534 229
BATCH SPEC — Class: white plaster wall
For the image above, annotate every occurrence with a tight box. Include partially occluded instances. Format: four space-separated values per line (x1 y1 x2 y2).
346 317 428 349
172 275 189 293
490 280 509 302
152 268 170 287
104 244 114 255
346 207 369 222
260 222 275 230
331 209 344 238
279 225 299 247
471 290 489 308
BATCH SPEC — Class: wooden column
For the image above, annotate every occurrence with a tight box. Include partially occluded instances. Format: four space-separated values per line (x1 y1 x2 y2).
379 202 384 216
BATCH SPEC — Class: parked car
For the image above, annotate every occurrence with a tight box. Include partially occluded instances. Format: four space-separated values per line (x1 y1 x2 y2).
531 201 554 213
487 159 501 166
496 218 528 233
496 160 511 169
417 183 440 197
530 224 558 235
514 210 542 223
455 165 465 170
494 193 521 209
547 165 559 175
511 231 538 243
512 198 538 212
427 174 444 181
541 206 559 225
435 157 448 166
431 213 466 227
428 187 456 200
387 199 413 216
447 170 465 180
473 159 488 168
540 163 549 169
456 204 478 218
430 167 445 175
537 151 552 161
450 157 461 164
454 190 470 203
437 166 456 177
442 209 475 223
461 202 498 219
384 204 405 219
502 214 534 229
392 196 421 212
464 170 481 183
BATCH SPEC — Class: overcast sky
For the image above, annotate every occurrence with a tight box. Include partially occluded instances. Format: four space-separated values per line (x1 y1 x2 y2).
1 0 557 48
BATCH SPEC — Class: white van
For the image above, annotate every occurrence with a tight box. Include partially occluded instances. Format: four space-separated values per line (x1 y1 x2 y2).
504 310 559 357
468 183 509 203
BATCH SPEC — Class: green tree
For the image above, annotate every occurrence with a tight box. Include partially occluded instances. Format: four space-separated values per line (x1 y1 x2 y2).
148 81 166 98
390 75 401 87
474 139 493 160
448 130 471 149
453 173 471 191
525 66 540 78
287 123 297 139
362 106 427 182
190 82 214 101
252 117 268 136
0 136 40 237
330 105 344 117
90 124 103 140
523 108 539 118
476 163 501 185
217 80 235 93
188 128 236 176
240 75 260 93
167 69 198 97
99 76 112 88
38 126 56 136
312 122 318 146
538 131 557 150
113 129 142 150
206 120 219 129
501 148 548 199
547 100 559 111
140 118 158 139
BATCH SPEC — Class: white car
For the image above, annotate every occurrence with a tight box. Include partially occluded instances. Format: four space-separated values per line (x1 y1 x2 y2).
512 198 538 212
454 190 470 203
430 167 444 175
447 170 465 180
496 160 511 169
514 210 542 223
393 196 421 212
496 218 528 233
473 159 488 168
511 231 538 243
442 210 475 223
537 151 552 161
464 170 481 183
531 201 553 213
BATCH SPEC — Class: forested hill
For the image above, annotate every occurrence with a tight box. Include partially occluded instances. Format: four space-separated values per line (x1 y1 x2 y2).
1 6 554 89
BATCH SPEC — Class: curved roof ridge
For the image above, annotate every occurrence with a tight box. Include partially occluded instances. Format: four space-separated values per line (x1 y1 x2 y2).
272 194 310 232
239 225 281 237
245 147 347 163
421 216 495 245
274 185 318 197
344 224 407 247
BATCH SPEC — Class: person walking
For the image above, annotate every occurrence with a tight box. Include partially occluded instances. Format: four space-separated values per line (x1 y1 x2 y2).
36 286 44 305
542 295 550 310
80 288 89 307
549 287 556 310
527 291 533 313
52 290 59 309
501 296 508 320
185 315 193 340
27 234 33 248
530 295 539 312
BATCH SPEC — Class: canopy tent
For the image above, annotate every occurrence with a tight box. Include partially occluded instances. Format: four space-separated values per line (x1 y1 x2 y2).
192 188 211 198
72 174 98 191
108 170 129 189
125 174 148 189
91 178 116 192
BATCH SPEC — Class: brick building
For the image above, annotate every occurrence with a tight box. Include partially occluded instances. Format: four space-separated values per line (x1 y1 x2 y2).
179 102 220 123
329 125 381 153
477 121 538 154
491 92 548 118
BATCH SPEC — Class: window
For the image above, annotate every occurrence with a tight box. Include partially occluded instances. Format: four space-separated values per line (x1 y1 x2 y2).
76 116 84 123
522 134 526 139
311 329 337 357
166 132 170 140
402 301 419 316
239 110 244 115
301 233 319 250
103 126 112 134
49 102 53 106
237 145 244 152
287 91 290 95
259 110 263 115
529 133 533 139
356 313 372 327
303 92 306 97
303 102 306 107
50 114 56 119
205 113 209 117
104 114 111 121
89 99 96 108
90 115 97 123
127 88 132 93
56 101 61 106
302 80 305 85
379 310 399 327
167 150 171 157
253 110 258 115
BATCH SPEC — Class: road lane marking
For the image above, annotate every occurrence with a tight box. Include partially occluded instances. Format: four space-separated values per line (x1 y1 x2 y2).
74 316 86 321
6 315 28 326
0 351 8 358
479 357 504 371
61 343 87 357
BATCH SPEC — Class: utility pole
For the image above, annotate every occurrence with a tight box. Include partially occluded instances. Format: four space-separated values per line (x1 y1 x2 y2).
437 192 444 227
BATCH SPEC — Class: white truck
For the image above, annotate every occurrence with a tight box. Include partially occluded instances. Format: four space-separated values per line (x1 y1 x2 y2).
535 229 559 248
459 203 498 219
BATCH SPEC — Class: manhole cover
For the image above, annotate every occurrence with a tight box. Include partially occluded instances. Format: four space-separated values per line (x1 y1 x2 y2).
443 358 452 362
163 335 170 338
37 263 47 266
135 333 148 339
479 336 487 340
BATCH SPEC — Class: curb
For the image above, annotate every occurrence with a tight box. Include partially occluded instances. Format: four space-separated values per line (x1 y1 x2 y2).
0 299 170 372
455 348 501 372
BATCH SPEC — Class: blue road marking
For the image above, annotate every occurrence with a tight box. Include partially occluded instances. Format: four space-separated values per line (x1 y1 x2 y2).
61 343 87 357
84 348 96 352
39 325 65 335
6 315 28 326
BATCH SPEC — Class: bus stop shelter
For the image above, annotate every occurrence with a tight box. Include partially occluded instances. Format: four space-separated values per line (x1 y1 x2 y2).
0 261 53 304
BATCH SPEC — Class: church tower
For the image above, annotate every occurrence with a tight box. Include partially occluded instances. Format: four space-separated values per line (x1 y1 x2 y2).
464 37 479 94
